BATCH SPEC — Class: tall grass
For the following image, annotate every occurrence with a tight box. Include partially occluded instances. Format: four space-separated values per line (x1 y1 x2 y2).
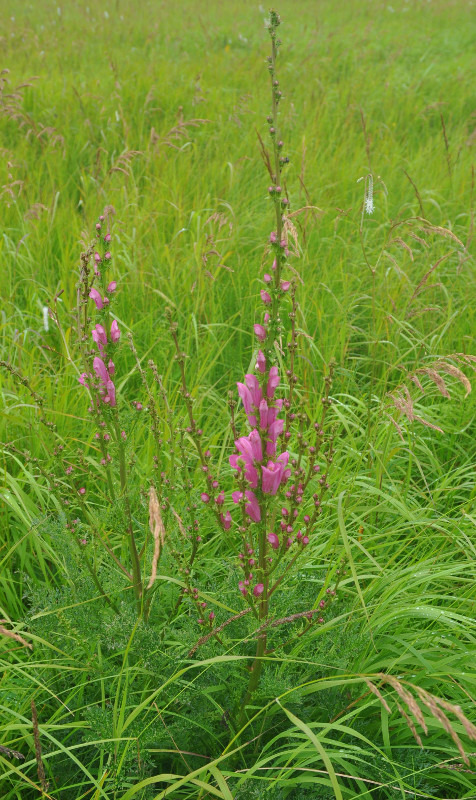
1 1 475 798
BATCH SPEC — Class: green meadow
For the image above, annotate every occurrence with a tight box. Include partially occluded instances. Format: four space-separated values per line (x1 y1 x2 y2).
1 0 475 797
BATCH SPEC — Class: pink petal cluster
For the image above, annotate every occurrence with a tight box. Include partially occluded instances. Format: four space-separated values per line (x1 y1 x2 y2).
231 362 290 518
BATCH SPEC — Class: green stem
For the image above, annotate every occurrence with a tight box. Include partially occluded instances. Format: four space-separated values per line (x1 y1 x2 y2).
114 416 143 615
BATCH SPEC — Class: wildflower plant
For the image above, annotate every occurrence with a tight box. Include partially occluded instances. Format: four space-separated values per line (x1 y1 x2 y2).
162 10 339 720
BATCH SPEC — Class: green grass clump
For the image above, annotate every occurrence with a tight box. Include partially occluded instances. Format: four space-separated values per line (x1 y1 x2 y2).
1 1 475 798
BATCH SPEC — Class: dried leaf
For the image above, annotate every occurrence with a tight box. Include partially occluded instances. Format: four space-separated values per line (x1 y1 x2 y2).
0 623 32 650
147 486 166 589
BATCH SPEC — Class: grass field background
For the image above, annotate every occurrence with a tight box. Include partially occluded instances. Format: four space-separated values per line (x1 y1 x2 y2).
1 1 475 798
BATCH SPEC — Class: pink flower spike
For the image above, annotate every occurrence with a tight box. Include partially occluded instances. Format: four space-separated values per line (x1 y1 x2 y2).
256 350 266 374
89 288 104 310
280 280 291 292
110 320 121 343
254 324 267 341
267 532 280 550
267 366 280 398
263 273 272 284
260 289 272 305
253 583 264 597
106 281 117 293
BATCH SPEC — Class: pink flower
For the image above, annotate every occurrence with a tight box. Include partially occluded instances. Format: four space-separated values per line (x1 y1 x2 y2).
267 366 280 399
89 288 104 310
108 359 115 376
237 375 263 427
261 452 290 495
237 382 257 427
260 290 271 305
79 372 90 388
266 418 284 455
245 374 263 407
267 532 280 550
269 232 277 243
256 350 266 374
78 487 86 495
110 320 121 342
280 280 291 292
105 379 116 406
92 324 107 348
229 454 258 489
201 493 210 503
253 583 264 597
104 251 112 260
232 490 261 522
104 233 111 243
94 252 101 263
106 281 117 293
237 429 263 463
259 399 268 430
220 510 232 530
254 324 267 341
263 273 272 283
93 356 109 388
